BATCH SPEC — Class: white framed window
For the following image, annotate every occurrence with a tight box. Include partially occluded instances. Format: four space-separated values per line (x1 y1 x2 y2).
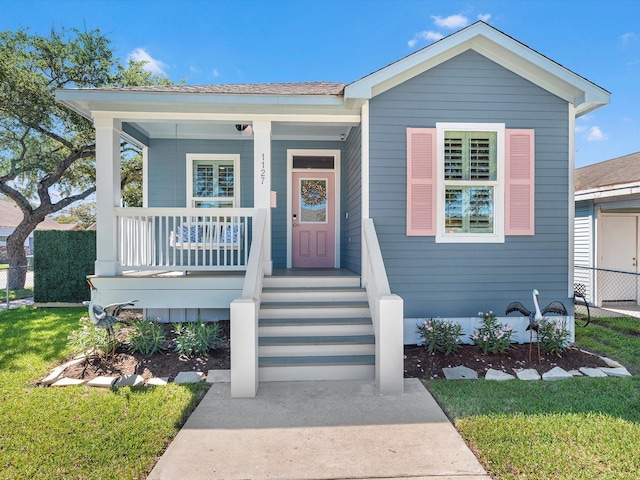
436 123 505 243
186 154 240 208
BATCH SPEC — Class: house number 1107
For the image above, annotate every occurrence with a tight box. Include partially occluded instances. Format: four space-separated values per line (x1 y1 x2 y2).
260 153 266 184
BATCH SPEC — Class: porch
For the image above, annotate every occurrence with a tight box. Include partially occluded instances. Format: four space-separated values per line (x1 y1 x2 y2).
89 205 404 397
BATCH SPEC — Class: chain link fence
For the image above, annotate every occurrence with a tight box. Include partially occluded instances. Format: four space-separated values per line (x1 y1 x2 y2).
574 265 640 319
0 265 34 310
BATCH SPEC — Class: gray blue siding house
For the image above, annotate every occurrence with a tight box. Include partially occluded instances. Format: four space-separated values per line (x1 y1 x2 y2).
57 22 609 396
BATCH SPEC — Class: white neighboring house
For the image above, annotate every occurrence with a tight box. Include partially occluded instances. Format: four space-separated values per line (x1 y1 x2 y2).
574 152 640 307
0 199 80 263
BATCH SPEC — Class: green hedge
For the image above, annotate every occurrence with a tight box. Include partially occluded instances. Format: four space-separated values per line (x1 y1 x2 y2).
33 230 96 303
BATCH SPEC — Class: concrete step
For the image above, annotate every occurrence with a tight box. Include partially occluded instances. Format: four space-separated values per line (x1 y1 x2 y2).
259 334 375 356
258 355 375 382
259 302 371 319
259 317 374 337
263 275 361 289
261 287 368 303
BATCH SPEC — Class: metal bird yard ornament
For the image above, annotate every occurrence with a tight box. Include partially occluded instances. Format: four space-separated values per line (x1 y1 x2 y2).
506 289 567 363
83 279 137 363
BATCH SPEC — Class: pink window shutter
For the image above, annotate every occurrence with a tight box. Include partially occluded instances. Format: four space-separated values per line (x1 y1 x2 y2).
505 129 535 235
406 128 437 236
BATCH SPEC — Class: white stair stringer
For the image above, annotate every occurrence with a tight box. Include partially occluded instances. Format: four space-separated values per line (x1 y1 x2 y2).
258 275 375 382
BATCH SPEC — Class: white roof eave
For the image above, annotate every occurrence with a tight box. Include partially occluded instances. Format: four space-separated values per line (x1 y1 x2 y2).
575 182 640 201
55 89 351 120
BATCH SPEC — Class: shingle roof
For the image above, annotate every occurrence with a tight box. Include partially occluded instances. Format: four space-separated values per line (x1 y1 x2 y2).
575 152 640 192
96 82 346 96
0 199 78 230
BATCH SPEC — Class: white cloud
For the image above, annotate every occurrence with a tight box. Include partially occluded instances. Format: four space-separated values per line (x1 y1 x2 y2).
621 32 639 43
408 12 490 48
212 69 220 78
127 48 168 76
408 30 444 48
431 14 469 29
575 125 587 133
587 126 607 141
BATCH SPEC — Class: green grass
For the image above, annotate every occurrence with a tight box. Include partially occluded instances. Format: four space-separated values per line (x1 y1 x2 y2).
0 288 33 302
0 307 209 480
427 316 640 480
574 317 640 374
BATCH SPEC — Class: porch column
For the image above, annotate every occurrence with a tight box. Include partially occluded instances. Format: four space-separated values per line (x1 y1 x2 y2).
253 120 272 274
94 116 122 276
361 101 370 283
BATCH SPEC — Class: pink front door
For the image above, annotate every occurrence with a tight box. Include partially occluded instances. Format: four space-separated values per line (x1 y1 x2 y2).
292 172 335 268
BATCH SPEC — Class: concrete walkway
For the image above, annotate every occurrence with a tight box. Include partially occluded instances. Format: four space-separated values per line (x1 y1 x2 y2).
0 297 34 311
148 378 490 480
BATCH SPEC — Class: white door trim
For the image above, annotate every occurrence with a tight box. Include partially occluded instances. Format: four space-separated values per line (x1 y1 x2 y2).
287 149 341 268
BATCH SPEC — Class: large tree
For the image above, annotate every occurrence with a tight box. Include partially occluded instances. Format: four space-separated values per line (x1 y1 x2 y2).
0 28 171 288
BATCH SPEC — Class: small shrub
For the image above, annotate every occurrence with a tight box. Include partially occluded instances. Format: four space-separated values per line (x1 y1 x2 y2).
128 318 166 356
417 317 462 355
539 317 570 357
172 320 220 357
471 311 515 355
67 317 119 356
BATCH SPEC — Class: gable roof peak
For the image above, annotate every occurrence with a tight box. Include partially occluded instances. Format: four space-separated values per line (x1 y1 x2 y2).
345 21 609 117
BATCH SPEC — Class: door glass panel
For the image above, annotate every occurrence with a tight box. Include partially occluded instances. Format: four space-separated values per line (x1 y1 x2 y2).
299 179 328 223
293 156 335 169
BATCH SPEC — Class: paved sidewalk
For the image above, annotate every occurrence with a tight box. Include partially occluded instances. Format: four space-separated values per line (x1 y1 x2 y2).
148 378 489 480
0 297 34 311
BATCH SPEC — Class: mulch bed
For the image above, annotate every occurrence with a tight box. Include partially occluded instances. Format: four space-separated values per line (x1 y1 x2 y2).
63 320 230 382
58 313 612 382
403 343 610 380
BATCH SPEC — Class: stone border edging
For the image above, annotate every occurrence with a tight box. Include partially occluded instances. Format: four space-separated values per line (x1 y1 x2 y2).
442 352 632 381
39 359 231 388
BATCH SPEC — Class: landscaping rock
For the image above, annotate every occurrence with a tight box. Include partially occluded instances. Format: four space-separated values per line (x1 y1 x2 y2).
40 357 85 385
51 377 85 387
579 367 608 378
87 376 118 388
568 370 583 376
542 367 573 381
514 369 540 381
146 377 169 386
600 356 623 368
600 367 632 378
206 369 230 383
442 366 477 380
115 374 144 387
485 369 515 381
174 371 205 384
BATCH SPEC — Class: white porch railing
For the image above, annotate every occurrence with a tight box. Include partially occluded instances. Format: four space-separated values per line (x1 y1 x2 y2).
362 218 404 395
115 207 255 272
230 209 268 398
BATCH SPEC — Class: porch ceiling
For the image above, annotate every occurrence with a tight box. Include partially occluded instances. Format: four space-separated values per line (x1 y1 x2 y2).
130 119 357 142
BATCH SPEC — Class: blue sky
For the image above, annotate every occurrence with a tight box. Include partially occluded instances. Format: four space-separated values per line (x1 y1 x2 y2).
2 0 639 167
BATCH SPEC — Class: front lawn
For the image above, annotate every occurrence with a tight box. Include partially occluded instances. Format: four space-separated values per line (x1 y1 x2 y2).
0 307 208 480
427 316 640 479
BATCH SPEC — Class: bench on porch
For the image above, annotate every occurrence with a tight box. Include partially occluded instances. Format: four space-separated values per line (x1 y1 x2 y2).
170 222 244 250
